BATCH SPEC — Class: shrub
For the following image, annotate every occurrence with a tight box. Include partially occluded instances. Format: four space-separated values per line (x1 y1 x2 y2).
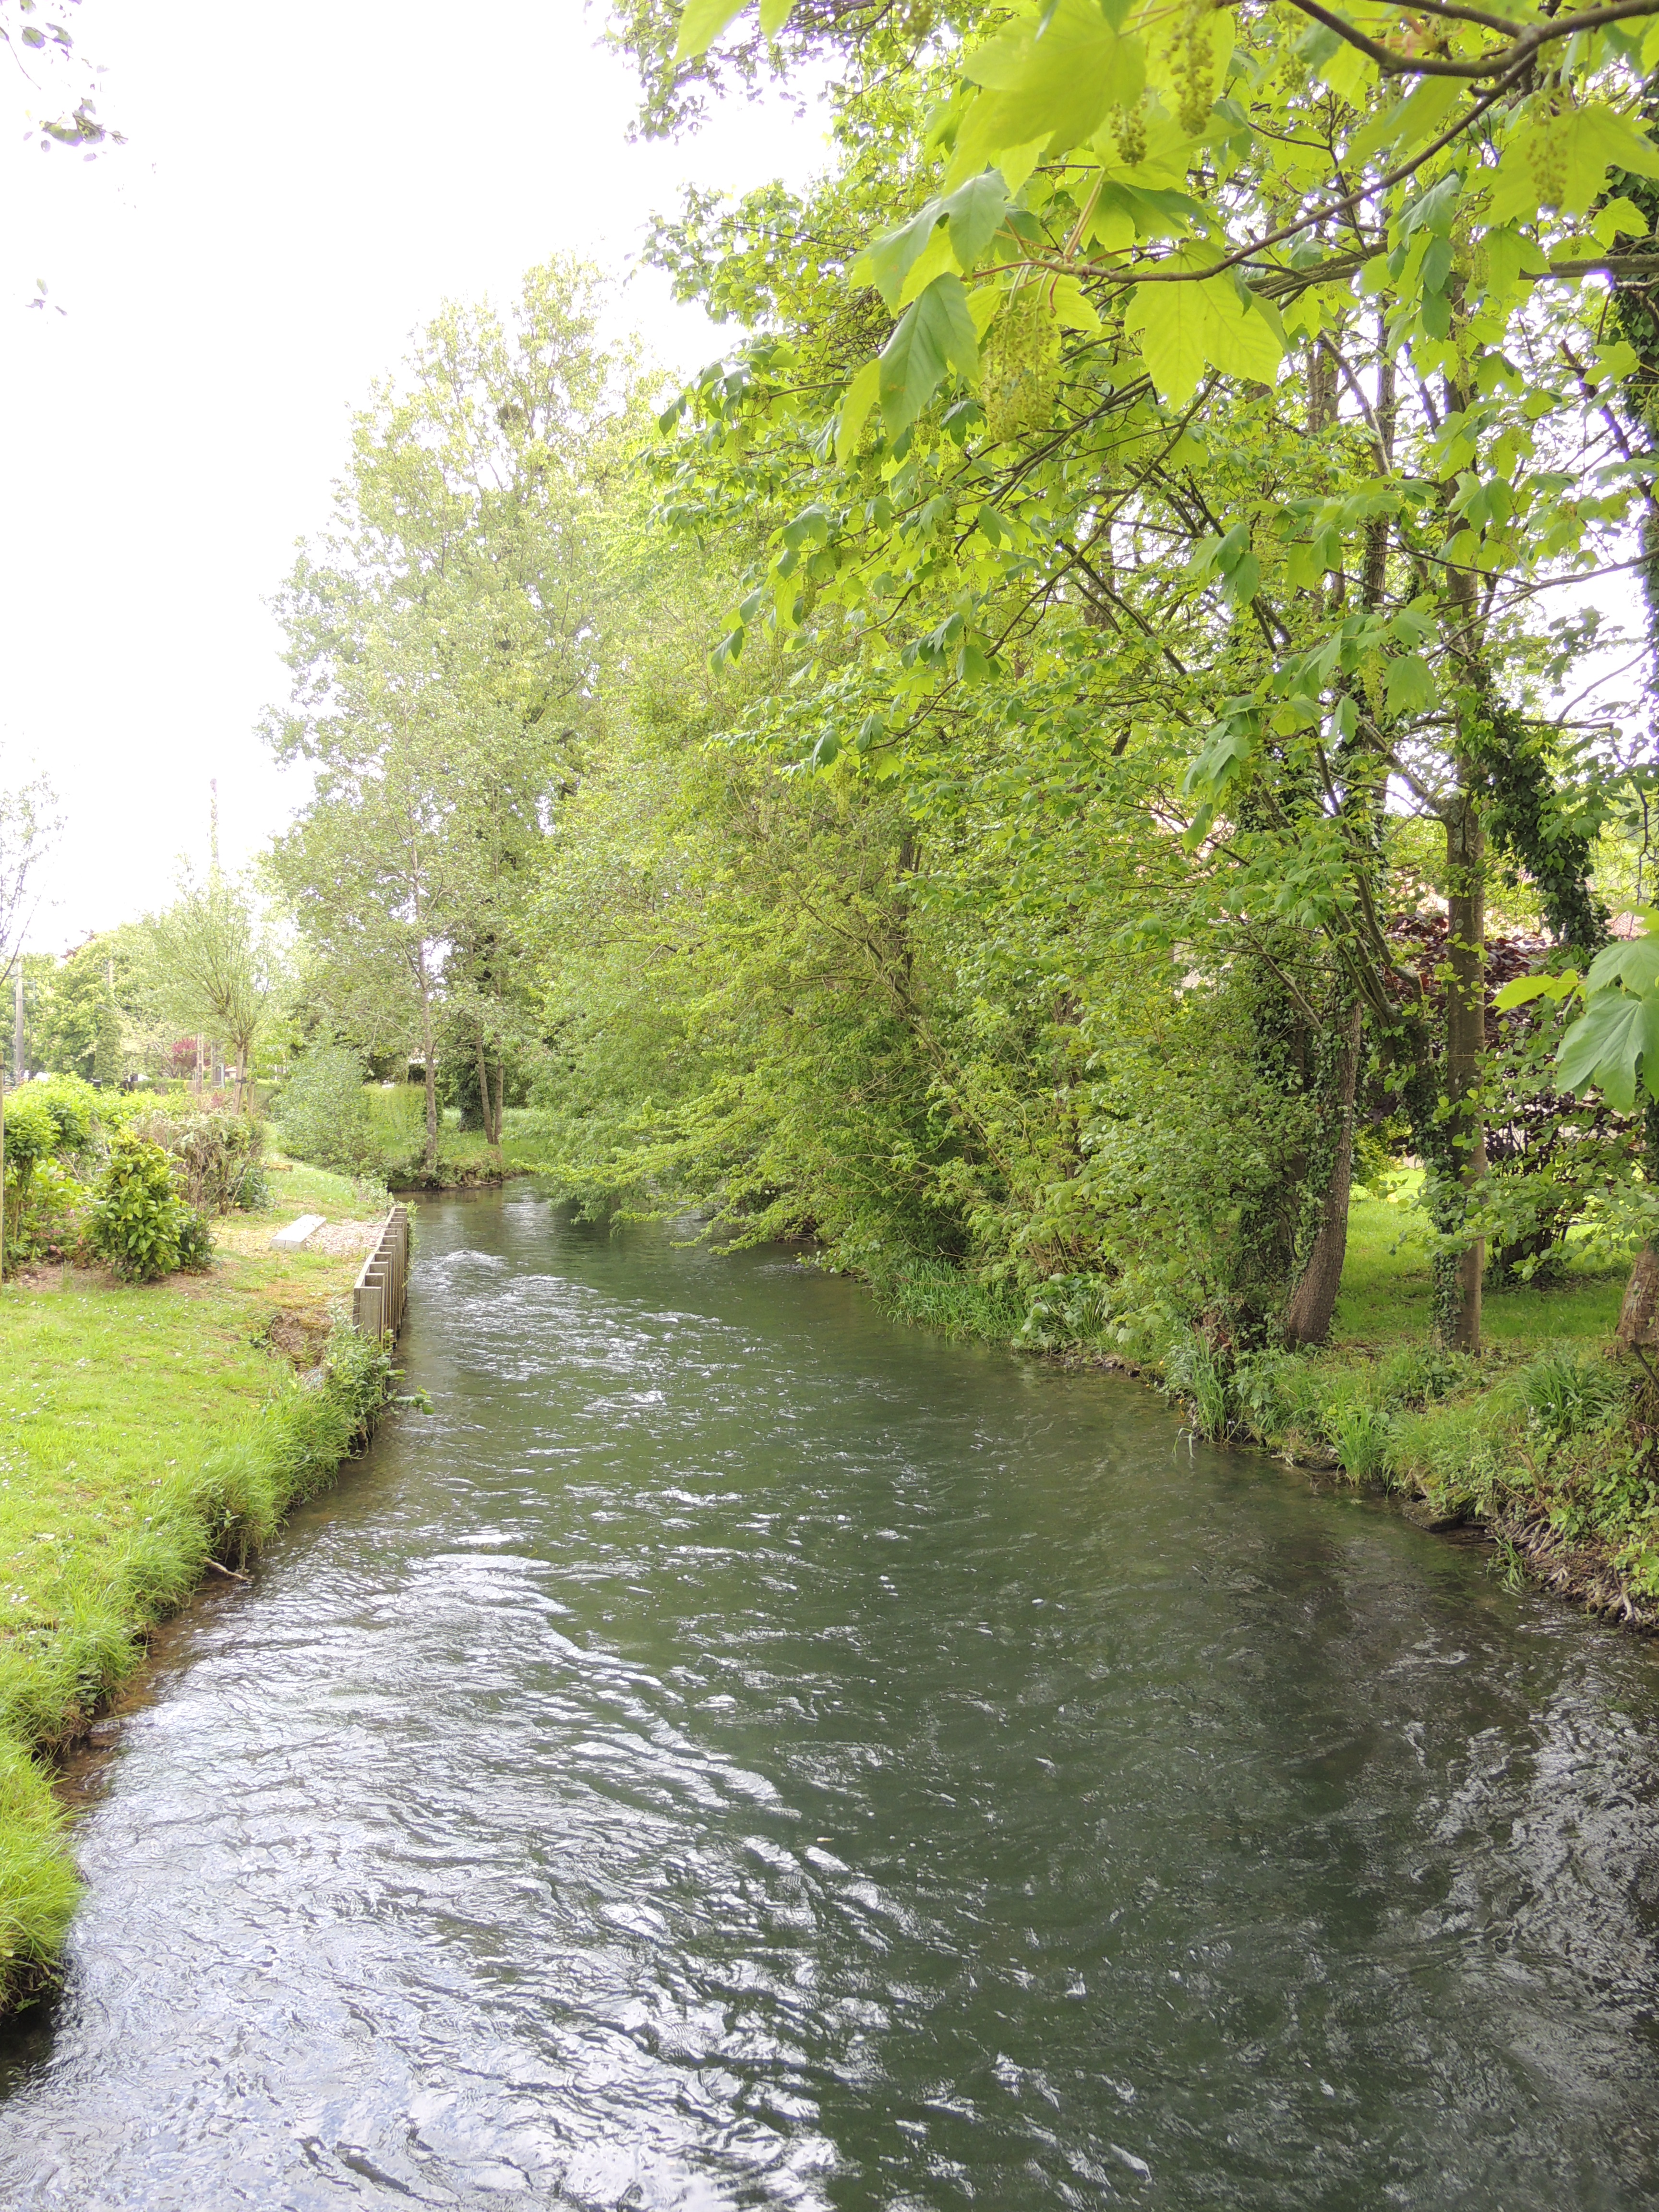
1376 1346 1468 1410
276 1048 382 1176
139 1109 264 1215
31 1075 98 1155
13 1157 90 1262
173 1206 214 1272
365 1083 426 1161
86 1131 212 1281
233 1161 270 1211
1 1089 62 1264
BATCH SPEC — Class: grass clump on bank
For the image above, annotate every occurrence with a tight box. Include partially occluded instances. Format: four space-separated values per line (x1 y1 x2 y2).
1151 1197 1657 1623
0 1164 399 2015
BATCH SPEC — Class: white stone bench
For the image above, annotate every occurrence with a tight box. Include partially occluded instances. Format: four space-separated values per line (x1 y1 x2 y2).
270 1214 327 1250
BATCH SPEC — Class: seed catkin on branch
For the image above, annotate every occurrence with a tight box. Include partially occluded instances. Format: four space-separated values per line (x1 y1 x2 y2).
982 290 1060 443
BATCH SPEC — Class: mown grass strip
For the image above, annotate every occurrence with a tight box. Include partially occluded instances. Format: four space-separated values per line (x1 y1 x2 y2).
0 1165 399 2016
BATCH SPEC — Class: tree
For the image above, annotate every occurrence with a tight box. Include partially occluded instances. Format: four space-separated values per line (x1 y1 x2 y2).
2 0 120 154
1505 924 1659 1359
33 930 139 1080
0 769 56 1274
626 0 1659 1350
138 870 279 1114
266 260 631 1173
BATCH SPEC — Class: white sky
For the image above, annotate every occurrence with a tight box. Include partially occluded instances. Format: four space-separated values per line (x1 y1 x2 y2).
0 0 826 954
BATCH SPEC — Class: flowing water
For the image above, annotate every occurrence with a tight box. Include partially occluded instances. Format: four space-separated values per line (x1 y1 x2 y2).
4 1187 1659 2209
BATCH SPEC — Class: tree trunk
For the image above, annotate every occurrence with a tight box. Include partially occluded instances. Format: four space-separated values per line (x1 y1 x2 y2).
419 963 439 1175
489 1060 504 1148
473 1035 490 1140
1617 1241 1659 1354
1441 790 1487 1352
1282 1000 1363 1348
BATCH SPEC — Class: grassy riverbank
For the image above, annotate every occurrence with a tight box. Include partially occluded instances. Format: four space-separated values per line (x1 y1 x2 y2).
863 1192 1656 1627
0 1163 397 2015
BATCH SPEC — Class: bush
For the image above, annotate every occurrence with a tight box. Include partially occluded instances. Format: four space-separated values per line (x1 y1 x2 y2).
233 1161 270 1211
1163 1327 1232 1441
365 1082 426 1163
134 1108 264 1215
1 1089 63 1264
86 1131 212 1281
173 1206 214 1272
31 1075 98 1155
276 1048 382 1176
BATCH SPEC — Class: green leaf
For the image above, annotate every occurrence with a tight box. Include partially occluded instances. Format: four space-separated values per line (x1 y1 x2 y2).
1594 194 1649 244
878 274 980 434
1494 971 1579 1011
1555 986 1653 1110
896 224 960 307
863 176 1010 310
675 0 748 61
1383 652 1435 716
835 357 881 464
1348 75 1461 167
953 0 1145 170
1047 274 1102 331
944 170 1011 271
1584 931 1659 996
1488 105 1659 225
866 198 948 310
758 0 796 32
1124 252 1283 406
1319 38 1373 108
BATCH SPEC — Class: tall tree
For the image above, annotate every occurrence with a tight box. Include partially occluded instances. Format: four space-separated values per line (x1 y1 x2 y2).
266 259 632 1171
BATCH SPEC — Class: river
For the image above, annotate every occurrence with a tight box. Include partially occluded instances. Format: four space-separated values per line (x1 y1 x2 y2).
2 1185 1659 2207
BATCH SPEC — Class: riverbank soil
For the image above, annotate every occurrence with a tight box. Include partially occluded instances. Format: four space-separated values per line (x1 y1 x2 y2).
0 1163 387 2012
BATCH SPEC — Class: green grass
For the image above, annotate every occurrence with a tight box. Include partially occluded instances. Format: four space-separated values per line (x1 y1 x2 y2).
0 1181 396 2014
858 1247 1028 1339
1333 1188 1628 1352
338 1095 556 1189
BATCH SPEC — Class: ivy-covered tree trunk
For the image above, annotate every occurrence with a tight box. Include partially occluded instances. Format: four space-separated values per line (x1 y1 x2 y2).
1282 1000 1363 1348
1440 786 1487 1352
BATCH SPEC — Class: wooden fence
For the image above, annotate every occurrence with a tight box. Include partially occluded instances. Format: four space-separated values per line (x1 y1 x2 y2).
351 1206 410 1342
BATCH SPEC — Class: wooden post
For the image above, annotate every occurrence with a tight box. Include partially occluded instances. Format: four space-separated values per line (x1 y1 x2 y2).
352 1206 410 1344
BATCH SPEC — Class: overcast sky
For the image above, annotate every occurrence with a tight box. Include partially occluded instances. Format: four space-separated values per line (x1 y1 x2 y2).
0 0 823 953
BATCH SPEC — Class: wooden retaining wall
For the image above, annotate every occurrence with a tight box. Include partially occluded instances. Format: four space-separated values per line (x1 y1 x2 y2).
351 1205 410 1342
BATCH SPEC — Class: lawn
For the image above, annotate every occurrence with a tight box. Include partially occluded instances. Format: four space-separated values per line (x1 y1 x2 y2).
0 1161 395 2009
1332 1185 1628 1354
